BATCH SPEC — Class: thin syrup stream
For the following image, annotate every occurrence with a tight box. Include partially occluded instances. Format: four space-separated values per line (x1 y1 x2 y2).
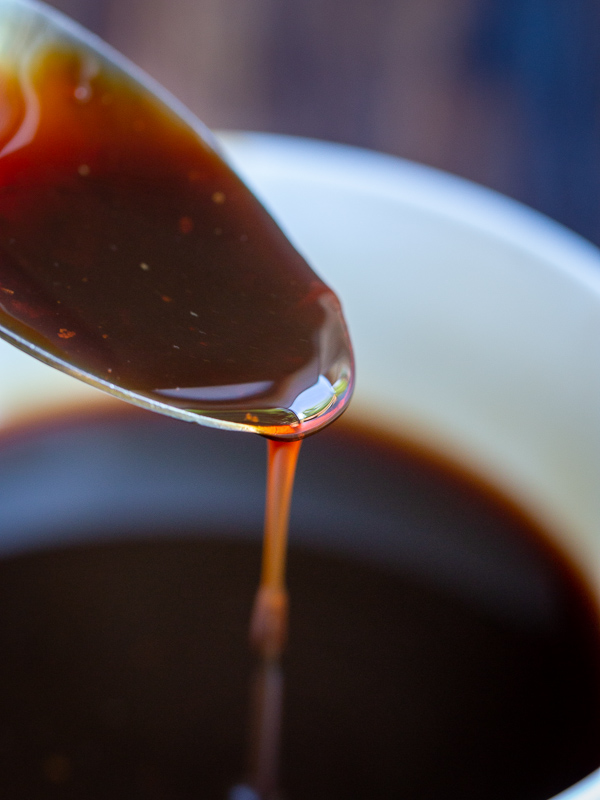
243 440 301 799
251 440 302 659
242 659 285 800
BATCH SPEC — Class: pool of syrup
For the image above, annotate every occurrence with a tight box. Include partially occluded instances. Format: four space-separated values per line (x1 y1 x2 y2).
0 408 598 800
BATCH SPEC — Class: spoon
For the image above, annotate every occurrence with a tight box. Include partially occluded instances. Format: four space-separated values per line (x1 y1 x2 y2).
0 0 354 439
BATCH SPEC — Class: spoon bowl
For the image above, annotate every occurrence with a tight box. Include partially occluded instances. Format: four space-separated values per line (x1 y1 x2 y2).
0 0 353 439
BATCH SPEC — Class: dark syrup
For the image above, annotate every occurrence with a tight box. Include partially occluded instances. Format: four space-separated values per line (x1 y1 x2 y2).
0 39 352 437
0 13 598 800
0 409 599 800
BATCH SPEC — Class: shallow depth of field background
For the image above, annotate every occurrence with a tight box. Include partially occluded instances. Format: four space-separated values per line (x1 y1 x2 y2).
47 0 600 248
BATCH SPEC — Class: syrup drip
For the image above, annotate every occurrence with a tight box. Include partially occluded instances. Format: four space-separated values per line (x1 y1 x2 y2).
251 440 302 659
234 439 301 799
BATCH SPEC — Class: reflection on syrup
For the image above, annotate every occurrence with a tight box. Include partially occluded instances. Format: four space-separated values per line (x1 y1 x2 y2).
0 3 353 439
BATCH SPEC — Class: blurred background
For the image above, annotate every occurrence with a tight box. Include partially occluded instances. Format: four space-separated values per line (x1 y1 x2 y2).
46 0 600 247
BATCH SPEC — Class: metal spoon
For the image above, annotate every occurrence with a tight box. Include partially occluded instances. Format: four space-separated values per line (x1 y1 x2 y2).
0 0 354 439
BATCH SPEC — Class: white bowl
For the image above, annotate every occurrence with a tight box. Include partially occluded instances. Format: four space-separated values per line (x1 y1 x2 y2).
1 131 600 798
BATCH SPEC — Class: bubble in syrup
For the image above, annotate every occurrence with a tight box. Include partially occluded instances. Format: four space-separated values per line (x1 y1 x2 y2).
74 84 91 102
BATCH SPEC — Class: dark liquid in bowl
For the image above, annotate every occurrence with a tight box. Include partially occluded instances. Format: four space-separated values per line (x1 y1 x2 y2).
0 409 598 799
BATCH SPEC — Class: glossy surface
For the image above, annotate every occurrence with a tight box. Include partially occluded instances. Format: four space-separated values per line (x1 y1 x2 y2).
0 1 353 438
0 409 599 799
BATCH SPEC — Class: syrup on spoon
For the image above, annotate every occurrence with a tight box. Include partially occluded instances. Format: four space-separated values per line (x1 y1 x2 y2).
0 0 354 440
